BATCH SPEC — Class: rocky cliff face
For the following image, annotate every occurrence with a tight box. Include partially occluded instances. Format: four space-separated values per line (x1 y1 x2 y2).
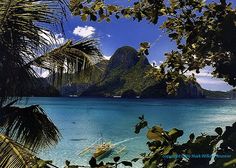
202 89 236 99
25 45 229 98
230 90 236 99
81 46 204 98
140 80 204 98
176 80 204 98
106 46 141 72
81 46 156 97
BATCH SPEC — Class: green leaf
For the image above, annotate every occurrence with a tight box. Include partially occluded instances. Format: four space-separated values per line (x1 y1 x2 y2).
106 17 111 22
215 127 223 135
135 119 148 134
107 5 117 12
140 153 146 157
121 161 132 167
115 14 120 19
167 159 177 168
106 162 115 165
113 156 120 162
168 33 178 39
163 145 173 155
189 133 195 142
0 105 61 151
147 126 165 141
140 42 150 49
89 157 97 167
98 161 104 166
0 134 53 168
90 14 97 21
168 128 184 140
81 14 88 21
224 158 236 167
144 49 149 55
131 158 139 162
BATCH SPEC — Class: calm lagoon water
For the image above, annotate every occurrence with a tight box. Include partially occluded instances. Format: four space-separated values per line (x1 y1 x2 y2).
19 97 236 167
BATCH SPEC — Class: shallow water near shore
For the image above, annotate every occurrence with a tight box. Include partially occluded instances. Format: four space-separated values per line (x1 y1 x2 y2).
18 97 236 167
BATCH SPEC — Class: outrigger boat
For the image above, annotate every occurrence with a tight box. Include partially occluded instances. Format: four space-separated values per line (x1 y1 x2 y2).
79 138 126 160
93 142 114 159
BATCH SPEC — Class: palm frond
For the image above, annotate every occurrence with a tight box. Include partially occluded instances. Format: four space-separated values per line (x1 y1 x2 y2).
30 38 103 88
72 38 103 58
0 63 39 106
0 0 67 106
0 0 67 56
0 134 56 168
0 105 61 151
33 38 103 71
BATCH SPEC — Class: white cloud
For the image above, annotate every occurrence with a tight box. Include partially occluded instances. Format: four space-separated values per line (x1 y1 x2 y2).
151 60 160 69
103 55 111 60
73 26 96 38
186 68 213 78
185 67 233 91
197 77 233 91
106 34 111 38
185 68 220 84
196 77 226 84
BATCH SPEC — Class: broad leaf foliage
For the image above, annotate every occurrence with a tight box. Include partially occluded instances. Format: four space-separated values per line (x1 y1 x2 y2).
0 0 66 105
70 0 236 88
0 0 65 166
0 0 104 166
33 39 102 73
0 134 54 168
0 105 61 151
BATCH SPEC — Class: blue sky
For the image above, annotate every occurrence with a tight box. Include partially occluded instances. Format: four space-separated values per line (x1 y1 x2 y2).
54 0 234 91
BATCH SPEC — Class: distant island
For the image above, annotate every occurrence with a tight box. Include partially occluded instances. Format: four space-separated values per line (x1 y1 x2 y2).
27 46 236 99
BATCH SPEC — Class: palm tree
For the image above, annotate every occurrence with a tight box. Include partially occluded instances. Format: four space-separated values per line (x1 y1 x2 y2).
0 0 102 167
32 38 103 87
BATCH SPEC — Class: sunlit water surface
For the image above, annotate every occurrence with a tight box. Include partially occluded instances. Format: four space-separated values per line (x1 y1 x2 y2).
18 98 236 167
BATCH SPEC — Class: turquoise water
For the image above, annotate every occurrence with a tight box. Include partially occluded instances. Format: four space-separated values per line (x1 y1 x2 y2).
19 98 236 167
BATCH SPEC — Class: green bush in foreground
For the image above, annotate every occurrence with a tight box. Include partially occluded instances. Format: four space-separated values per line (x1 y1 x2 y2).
1 116 235 168
134 116 236 168
64 116 236 168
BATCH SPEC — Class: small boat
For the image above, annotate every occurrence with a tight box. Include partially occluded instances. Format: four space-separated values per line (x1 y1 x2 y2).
93 142 114 159
113 96 121 98
78 138 127 160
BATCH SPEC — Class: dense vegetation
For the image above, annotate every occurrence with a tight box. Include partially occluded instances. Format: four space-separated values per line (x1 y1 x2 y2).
64 117 236 168
134 116 236 168
54 0 236 167
0 0 102 167
0 0 67 163
0 0 236 167
70 0 236 93
80 46 157 97
79 46 204 98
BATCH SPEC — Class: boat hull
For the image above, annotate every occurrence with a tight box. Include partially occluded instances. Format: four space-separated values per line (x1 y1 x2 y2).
93 143 113 160
94 148 113 160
